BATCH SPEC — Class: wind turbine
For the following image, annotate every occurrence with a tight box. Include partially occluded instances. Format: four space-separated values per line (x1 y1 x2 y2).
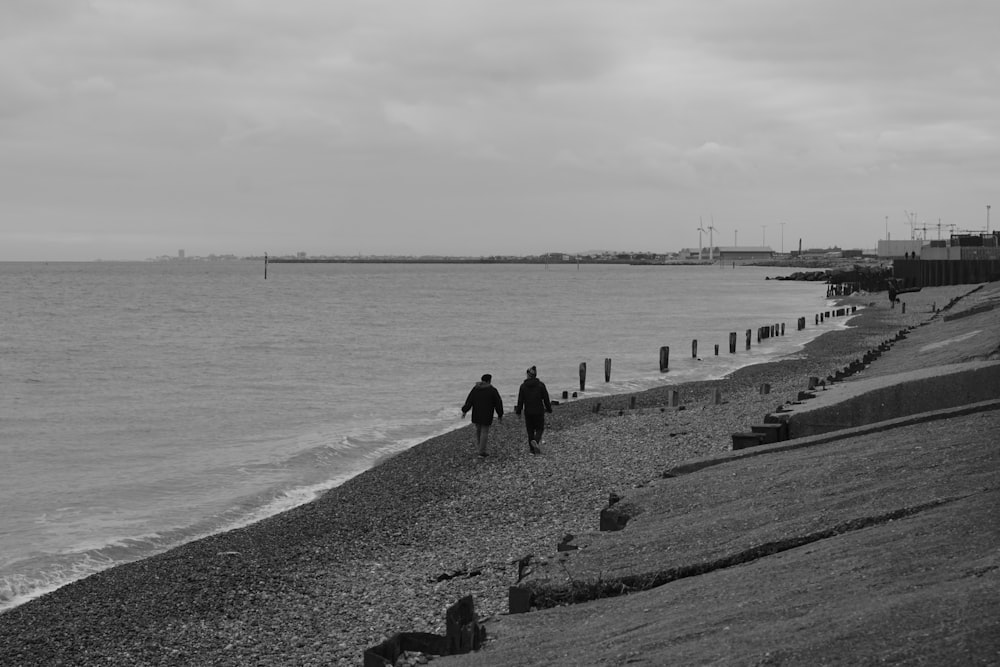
707 223 717 261
697 218 707 260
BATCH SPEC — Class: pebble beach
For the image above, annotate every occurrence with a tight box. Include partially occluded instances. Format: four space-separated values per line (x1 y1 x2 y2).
0 288 956 666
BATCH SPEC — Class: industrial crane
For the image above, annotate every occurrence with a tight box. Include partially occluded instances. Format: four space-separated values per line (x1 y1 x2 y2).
903 210 919 239
934 220 957 240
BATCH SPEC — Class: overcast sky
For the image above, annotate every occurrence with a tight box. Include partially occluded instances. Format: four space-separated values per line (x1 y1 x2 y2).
2 1 997 260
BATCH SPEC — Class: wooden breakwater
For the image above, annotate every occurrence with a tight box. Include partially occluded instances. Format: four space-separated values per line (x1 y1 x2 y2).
555 306 858 404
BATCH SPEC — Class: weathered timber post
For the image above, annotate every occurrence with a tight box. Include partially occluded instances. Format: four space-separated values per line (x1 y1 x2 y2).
629 396 637 410
746 329 751 350
902 302 906 314
659 346 669 372
579 362 586 391
264 252 268 280
714 344 719 356
713 388 722 404
729 332 737 353
604 358 611 382
669 390 679 407
691 339 698 358
780 323 785 336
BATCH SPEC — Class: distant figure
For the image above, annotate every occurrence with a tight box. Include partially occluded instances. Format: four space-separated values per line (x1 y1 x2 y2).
515 366 552 455
887 278 901 307
461 374 504 458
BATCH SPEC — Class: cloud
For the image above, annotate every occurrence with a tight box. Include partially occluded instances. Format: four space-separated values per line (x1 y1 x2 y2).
71 76 116 96
0 63 56 117
1 0 998 259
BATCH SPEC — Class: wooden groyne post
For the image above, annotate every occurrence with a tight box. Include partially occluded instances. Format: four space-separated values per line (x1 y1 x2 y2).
264 252 268 280
691 339 698 358
729 332 737 354
604 358 611 382
659 346 669 372
579 362 587 391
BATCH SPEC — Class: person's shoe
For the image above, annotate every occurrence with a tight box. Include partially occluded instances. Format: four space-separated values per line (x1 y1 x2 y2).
478 452 489 458
529 440 539 455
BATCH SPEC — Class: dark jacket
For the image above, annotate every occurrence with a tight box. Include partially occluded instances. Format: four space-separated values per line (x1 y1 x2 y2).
515 377 552 416
462 382 504 425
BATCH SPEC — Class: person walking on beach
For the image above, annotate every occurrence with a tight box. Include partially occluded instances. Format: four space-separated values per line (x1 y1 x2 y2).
461 374 504 458
515 365 551 455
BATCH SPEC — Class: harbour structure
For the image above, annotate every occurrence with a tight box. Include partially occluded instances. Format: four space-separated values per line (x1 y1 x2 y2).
892 232 1000 288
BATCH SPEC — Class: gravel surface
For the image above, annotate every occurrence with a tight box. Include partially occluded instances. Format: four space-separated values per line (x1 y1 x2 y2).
0 285 978 666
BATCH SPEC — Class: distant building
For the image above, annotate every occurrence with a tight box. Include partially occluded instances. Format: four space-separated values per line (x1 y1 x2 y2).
178 249 185 259
920 233 1000 261
877 240 924 259
677 248 704 260
893 232 1000 287
716 246 774 261
675 246 773 261
794 247 843 258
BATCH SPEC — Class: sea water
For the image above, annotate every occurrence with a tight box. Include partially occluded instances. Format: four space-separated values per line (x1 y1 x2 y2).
0 260 840 611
